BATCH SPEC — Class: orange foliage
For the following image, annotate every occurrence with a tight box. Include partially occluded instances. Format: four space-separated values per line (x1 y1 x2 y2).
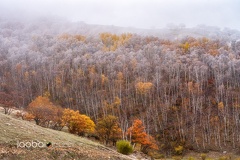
61 108 95 135
101 74 108 85
218 102 224 111
208 49 219 56
115 72 124 85
127 119 158 151
181 42 190 53
102 97 121 115
144 36 159 44
15 111 34 120
27 95 63 127
55 76 62 89
23 113 35 121
73 34 86 41
117 72 123 81
136 82 153 94
100 33 132 51
58 33 86 42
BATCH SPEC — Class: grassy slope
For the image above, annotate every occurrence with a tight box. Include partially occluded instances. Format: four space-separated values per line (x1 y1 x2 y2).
0 111 133 160
1 109 238 160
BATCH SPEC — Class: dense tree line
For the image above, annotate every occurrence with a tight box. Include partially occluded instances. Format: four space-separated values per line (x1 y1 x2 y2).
1 18 240 154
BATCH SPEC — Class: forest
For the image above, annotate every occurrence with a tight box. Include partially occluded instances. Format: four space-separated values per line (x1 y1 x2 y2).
1 17 240 156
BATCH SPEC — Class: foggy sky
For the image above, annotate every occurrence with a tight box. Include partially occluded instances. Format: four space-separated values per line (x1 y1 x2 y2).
0 0 239 30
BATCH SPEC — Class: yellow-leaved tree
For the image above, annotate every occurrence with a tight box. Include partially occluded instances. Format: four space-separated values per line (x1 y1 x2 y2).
135 82 153 94
100 33 132 51
61 108 95 136
96 115 122 145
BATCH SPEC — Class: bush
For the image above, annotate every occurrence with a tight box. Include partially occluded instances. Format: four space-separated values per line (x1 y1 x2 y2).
172 156 182 160
201 153 207 160
174 145 184 155
148 151 164 159
218 156 228 160
116 140 133 155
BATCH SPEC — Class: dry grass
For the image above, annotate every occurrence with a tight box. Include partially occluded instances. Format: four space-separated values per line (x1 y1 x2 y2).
155 151 240 160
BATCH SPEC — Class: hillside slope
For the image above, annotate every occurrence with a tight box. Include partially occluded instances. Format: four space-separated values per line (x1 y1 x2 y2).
0 111 133 160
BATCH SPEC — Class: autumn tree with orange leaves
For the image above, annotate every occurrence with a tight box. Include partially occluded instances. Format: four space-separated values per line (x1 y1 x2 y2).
127 119 158 153
26 95 63 129
61 108 95 136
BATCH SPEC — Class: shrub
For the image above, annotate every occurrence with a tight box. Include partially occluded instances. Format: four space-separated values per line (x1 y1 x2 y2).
172 156 182 160
174 145 184 155
116 140 133 155
218 156 228 160
148 151 164 159
188 157 195 160
201 153 207 160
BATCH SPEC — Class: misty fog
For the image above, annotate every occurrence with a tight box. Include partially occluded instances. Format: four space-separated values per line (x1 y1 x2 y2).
0 0 239 30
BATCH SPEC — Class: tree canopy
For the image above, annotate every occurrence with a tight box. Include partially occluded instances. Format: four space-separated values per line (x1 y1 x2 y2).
1 18 240 152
